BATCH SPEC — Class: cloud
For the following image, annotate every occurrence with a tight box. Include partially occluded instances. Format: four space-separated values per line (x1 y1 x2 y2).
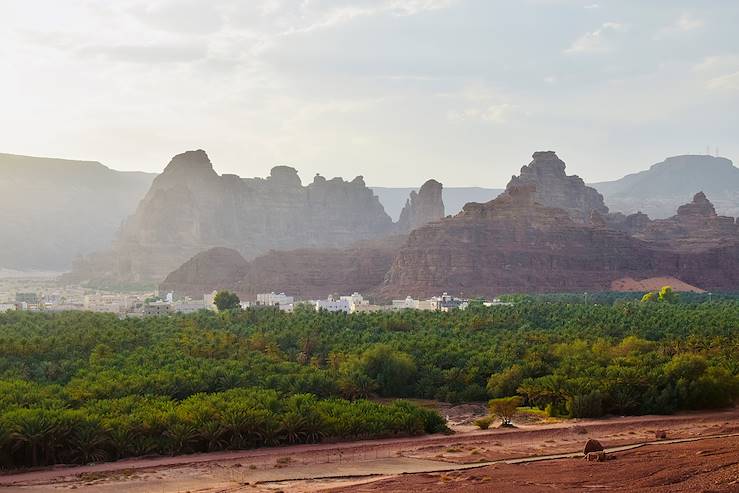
694 55 739 73
655 13 704 39
444 85 519 124
78 42 208 64
564 22 627 54
707 72 739 91
694 55 739 91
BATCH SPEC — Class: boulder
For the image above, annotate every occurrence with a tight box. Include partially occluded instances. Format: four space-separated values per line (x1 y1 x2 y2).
583 439 604 455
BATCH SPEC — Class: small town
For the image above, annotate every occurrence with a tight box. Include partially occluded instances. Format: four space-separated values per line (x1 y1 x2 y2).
0 276 511 317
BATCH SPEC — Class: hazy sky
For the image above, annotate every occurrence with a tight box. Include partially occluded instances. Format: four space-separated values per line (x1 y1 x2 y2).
1 0 738 186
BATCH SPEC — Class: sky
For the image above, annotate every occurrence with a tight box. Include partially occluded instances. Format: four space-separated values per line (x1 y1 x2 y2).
1 0 738 187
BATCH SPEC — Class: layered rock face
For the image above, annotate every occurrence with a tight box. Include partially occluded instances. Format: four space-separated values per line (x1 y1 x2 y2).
160 236 405 300
377 173 739 299
378 185 660 299
396 179 444 233
160 150 739 300
71 150 441 284
508 151 609 223
622 192 739 250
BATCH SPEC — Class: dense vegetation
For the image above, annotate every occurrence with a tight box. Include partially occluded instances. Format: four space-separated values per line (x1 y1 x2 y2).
1 299 738 469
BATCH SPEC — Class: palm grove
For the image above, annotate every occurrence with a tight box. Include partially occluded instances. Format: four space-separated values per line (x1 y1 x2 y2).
1 298 738 469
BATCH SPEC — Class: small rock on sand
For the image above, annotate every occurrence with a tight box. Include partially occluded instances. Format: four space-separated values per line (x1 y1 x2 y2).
583 439 604 455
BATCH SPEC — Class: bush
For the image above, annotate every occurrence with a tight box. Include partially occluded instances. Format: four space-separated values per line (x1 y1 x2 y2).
474 416 493 429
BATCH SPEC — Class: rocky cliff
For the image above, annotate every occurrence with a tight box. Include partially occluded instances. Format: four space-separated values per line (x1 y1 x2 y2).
619 192 738 251
508 151 609 223
160 236 405 300
396 179 444 233
160 150 739 300
70 150 442 284
378 184 739 299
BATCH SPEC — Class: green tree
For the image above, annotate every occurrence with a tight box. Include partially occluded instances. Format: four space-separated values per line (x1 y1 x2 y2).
488 396 523 426
486 364 524 398
359 345 416 397
658 286 678 303
214 291 241 312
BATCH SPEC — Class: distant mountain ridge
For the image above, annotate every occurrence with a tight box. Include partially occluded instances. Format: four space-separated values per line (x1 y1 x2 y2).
0 153 155 271
592 155 739 218
2 151 739 276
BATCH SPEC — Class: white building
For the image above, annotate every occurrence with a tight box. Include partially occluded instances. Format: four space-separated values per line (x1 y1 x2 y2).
316 295 352 313
392 296 420 310
84 294 138 314
173 299 207 314
257 292 294 307
0 303 16 313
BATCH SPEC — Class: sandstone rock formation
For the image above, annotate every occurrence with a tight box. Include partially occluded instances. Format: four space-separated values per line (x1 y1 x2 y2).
160 151 739 300
69 150 442 284
160 237 405 300
624 192 738 250
378 183 739 300
378 184 665 299
508 151 609 223
396 179 444 233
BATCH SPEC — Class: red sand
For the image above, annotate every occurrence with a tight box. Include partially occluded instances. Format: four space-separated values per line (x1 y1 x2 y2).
610 276 705 292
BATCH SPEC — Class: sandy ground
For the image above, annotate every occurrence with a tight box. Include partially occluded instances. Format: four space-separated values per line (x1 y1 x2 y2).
333 436 739 493
1 408 737 492
610 276 704 292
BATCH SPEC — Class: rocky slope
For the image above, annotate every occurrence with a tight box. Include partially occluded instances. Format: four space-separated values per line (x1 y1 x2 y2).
70 150 443 284
160 237 405 300
593 155 739 218
0 153 155 271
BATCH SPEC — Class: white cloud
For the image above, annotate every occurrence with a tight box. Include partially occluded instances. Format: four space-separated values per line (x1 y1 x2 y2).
564 22 626 54
694 55 739 73
694 55 739 91
707 72 739 91
655 13 704 39
449 103 516 124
